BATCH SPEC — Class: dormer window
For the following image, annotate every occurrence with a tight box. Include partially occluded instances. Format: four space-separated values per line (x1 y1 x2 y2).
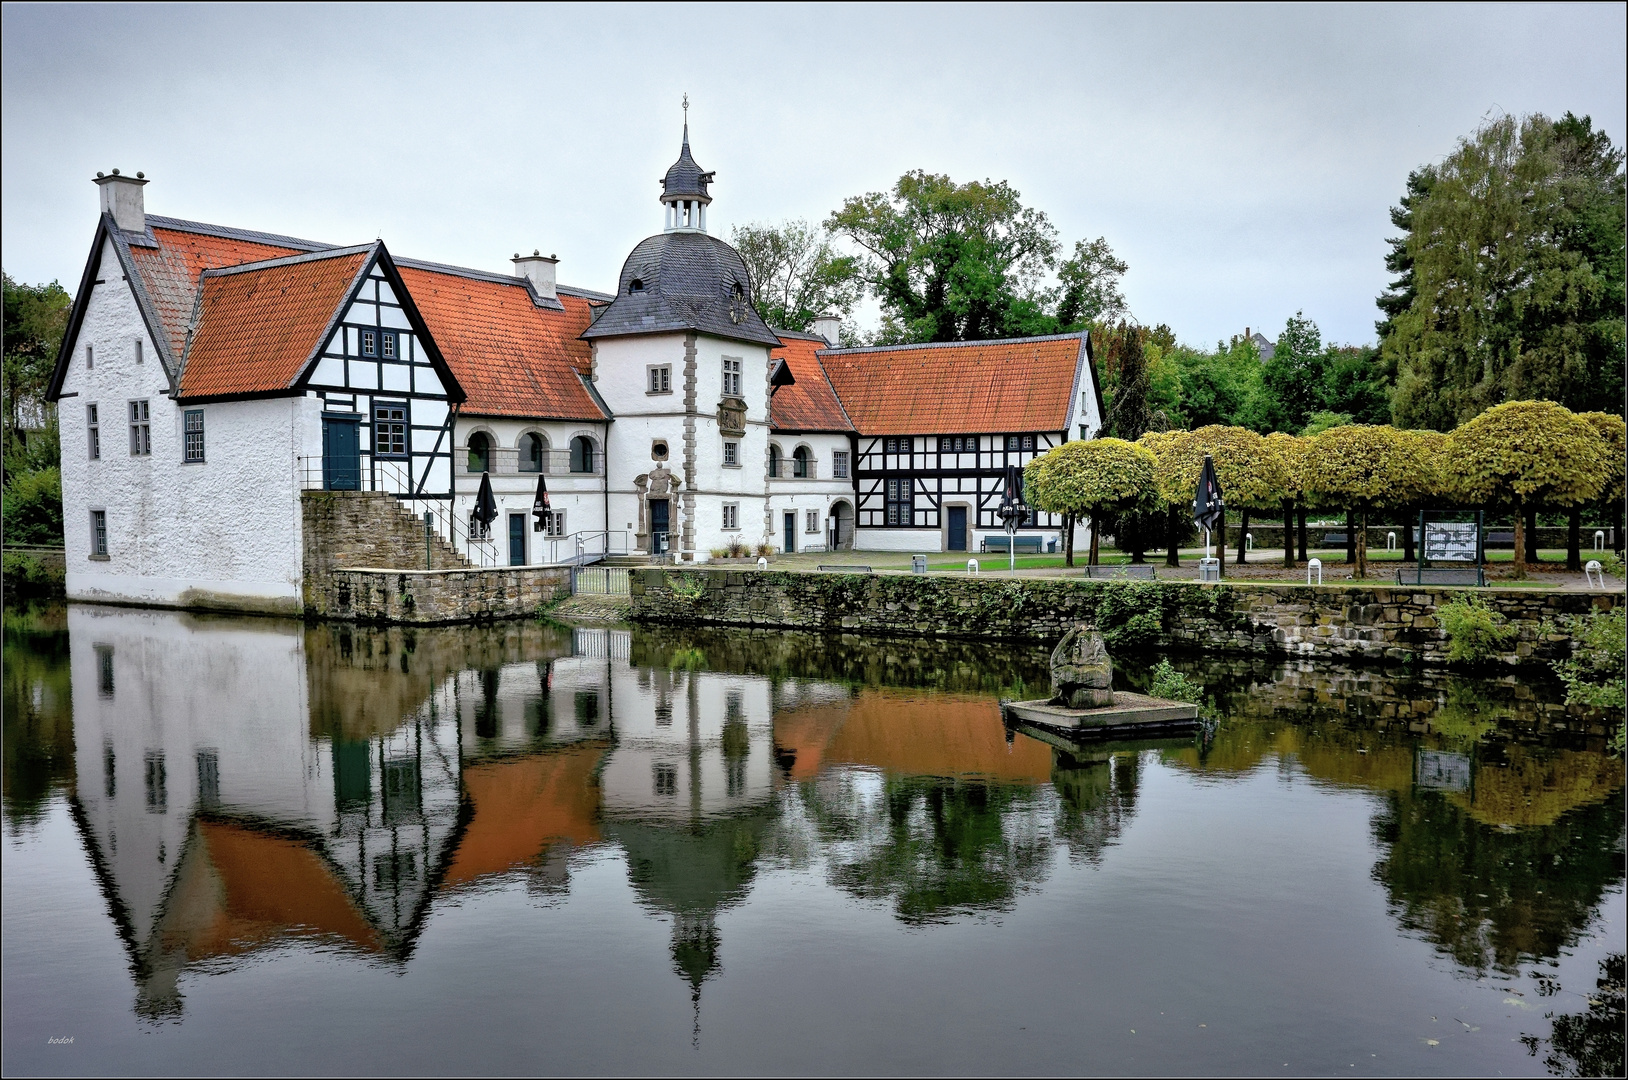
629 278 644 294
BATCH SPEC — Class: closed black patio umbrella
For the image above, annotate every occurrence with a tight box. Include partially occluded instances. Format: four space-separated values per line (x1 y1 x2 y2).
531 472 551 532
1193 453 1224 553
473 471 498 539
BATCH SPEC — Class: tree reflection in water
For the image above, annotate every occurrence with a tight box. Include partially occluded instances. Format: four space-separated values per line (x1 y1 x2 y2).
1526 952 1625 1078
795 771 1057 923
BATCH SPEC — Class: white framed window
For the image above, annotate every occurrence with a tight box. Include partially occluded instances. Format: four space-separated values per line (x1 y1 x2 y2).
544 510 566 538
832 451 849 478
805 509 819 534
90 509 108 557
723 503 739 530
648 365 672 394
722 356 742 396
128 400 150 456
87 404 100 460
183 409 204 462
723 440 739 467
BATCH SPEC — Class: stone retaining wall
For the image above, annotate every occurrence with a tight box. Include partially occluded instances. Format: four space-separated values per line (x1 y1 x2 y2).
307 566 571 624
631 568 1623 668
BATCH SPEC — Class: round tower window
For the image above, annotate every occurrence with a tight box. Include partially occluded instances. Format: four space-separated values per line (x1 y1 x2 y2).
651 440 669 461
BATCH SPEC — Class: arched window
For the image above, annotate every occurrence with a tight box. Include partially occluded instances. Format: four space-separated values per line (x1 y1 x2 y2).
467 432 491 474
768 444 782 478
519 433 545 473
569 435 595 474
792 445 810 478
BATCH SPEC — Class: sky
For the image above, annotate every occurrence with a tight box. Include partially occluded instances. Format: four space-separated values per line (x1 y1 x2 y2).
2 3 1623 348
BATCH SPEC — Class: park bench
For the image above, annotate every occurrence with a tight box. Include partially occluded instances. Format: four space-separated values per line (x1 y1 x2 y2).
817 564 873 573
1484 531 1515 548
1321 532 1349 545
1082 564 1158 580
1395 567 1483 586
982 535 1045 555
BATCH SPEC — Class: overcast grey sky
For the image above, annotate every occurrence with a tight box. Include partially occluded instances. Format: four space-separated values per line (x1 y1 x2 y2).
3 3 1623 347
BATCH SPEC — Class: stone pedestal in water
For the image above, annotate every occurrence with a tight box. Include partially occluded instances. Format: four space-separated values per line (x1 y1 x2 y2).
1001 622 1199 735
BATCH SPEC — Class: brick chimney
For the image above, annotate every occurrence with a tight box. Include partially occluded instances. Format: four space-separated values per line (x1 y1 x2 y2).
812 313 842 346
512 250 558 302
94 169 148 233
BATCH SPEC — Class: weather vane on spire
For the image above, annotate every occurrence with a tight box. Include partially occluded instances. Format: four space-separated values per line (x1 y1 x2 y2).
682 93 689 122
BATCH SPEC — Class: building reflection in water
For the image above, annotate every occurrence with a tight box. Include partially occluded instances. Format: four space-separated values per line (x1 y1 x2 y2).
32 606 1624 1025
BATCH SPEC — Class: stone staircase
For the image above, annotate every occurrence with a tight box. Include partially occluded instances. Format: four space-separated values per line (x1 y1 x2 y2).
301 491 470 578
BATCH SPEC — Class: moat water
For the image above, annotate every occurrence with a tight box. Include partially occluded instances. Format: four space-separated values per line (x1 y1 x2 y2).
3 603 1623 1076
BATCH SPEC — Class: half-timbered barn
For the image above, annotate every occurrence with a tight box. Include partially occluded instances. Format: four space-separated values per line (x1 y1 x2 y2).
46 126 1103 614
812 334 1103 554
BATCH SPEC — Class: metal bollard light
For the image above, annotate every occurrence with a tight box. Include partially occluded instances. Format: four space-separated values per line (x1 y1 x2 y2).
1307 557 1323 585
1386 531 1397 551
1585 560 1605 589
1596 530 1607 552
1246 533 1253 551
967 559 979 575
757 556 768 570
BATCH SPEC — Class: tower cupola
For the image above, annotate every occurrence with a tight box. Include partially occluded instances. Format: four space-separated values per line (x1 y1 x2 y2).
661 97 714 232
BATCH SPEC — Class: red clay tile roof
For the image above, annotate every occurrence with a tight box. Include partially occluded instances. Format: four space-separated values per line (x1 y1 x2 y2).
397 266 606 420
128 222 313 362
770 332 853 432
178 249 371 399
819 333 1086 436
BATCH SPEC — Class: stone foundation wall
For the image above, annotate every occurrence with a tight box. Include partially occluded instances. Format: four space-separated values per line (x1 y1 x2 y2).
630 569 1623 668
306 566 571 625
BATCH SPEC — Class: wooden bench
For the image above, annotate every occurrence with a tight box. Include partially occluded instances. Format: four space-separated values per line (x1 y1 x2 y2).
982 536 1044 555
817 564 873 573
1082 564 1157 580
1321 532 1349 545
1396 567 1483 586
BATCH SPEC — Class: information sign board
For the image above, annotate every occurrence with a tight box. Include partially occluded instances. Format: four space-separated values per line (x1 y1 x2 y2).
1424 522 1478 562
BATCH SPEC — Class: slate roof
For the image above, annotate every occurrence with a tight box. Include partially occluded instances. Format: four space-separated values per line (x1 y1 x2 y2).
399 264 608 420
581 230 781 348
178 246 374 399
660 124 713 201
769 331 853 433
818 333 1088 436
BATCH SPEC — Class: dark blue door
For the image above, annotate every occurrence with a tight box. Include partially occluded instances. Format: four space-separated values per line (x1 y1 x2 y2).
650 499 669 555
323 417 360 490
508 514 526 566
784 511 796 555
948 506 967 551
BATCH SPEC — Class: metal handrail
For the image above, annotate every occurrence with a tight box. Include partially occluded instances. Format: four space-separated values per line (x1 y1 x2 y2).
297 455 499 568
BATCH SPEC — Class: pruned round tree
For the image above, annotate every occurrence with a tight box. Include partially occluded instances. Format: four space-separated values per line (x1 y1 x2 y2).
1445 401 1610 578
1573 411 1626 566
1264 432 1313 567
1148 426 1284 570
1304 425 1422 579
1025 438 1156 566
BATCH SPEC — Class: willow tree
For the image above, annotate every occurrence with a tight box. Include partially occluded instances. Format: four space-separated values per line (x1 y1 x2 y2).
1305 425 1421 579
1025 438 1156 566
1445 401 1610 578
1575 412 1627 567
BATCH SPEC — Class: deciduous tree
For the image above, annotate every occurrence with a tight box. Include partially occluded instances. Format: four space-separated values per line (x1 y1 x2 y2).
730 220 861 334
1445 401 1610 578
1025 438 1155 566
1305 425 1420 579
1387 113 1627 428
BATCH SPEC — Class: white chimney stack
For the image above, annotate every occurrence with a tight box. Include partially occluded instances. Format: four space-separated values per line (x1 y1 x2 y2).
94 169 148 233
512 250 559 302
812 313 842 346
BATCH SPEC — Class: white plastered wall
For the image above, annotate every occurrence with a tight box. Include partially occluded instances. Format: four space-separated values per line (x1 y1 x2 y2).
56 239 311 613
451 415 609 563
765 431 854 553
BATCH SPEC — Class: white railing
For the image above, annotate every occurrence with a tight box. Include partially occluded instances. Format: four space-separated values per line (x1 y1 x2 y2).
540 530 631 565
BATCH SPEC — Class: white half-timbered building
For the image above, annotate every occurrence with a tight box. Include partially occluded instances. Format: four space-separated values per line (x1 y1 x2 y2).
46 126 1102 614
